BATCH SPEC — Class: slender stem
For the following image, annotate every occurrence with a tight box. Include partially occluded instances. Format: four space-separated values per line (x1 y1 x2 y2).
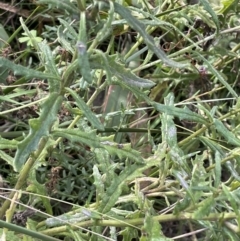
0 219 61 241
41 212 237 236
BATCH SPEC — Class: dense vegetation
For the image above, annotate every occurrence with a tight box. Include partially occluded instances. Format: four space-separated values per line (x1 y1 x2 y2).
0 0 240 240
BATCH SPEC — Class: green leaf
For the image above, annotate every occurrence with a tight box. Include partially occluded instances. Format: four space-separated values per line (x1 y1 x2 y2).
14 93 63 171
57 19 77 54
173 170 194 202
90 54 156 88
113 2 186 68
225 161 240 181
93 165 105 200
26 171 52 215
199 0 220 33
36 0 78 15
117 81 207 124
161 93 177 146
77 11 92 84
193 51 238 98
154 102 208 125
222 184 239 215
52 128 100 148
0 24 9 48
38 42 60 79
214 119 240 146
0 150 14 166
218 0 238 15
53 128 144 164
66 87 104 130
98 163 143 213
214 151 221 188
101 141 144 164
120 227 139 241
142 214 173 241
0 57 56 80
199 136 225 156
193 196 215 219
18 30 43 47
45 209 98 227
93 0 114 43
58 18 78 41
131 9 201 51
0 137 18 149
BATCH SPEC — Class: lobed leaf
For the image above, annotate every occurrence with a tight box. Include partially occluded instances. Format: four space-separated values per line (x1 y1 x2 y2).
143 214 173 241
0 137 18 149
26 171 52 215
90 54 156 88
13 93 63 171
52 128 101 148
0 57 56 80
193 196 215 219
101 141 144 164
97 163 143 214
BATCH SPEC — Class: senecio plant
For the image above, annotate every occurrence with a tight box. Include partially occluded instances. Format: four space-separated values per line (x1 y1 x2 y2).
0 0 240 240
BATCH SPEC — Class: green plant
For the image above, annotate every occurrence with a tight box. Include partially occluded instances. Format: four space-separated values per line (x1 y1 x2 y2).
0 0 240 240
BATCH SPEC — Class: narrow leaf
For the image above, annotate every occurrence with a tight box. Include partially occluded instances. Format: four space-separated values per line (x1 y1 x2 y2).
225 161 240 181
0 57 56 80
77 11 92 84
101 141 144 164
113 2 186 68
117 81 207 124
66 87 104 130
36 0 78 14
193 51 238 98
153 102 208 125
218 0 238 15
214 151 221 188
52 129 101 148
214 119 240 146
222 184 239 215
0 150 14 166
199 0 220 33
199 136 225 156
93 165 105 200
38 42 60 78
161 93 177 146
94 0 114 43
90 54 156 88
58 18 78 41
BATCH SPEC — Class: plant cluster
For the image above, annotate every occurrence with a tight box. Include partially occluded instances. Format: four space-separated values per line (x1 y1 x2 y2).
0 0 240 240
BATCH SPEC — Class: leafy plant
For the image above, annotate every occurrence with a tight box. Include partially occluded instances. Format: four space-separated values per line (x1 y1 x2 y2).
0 0 240 240
18 30 43 47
